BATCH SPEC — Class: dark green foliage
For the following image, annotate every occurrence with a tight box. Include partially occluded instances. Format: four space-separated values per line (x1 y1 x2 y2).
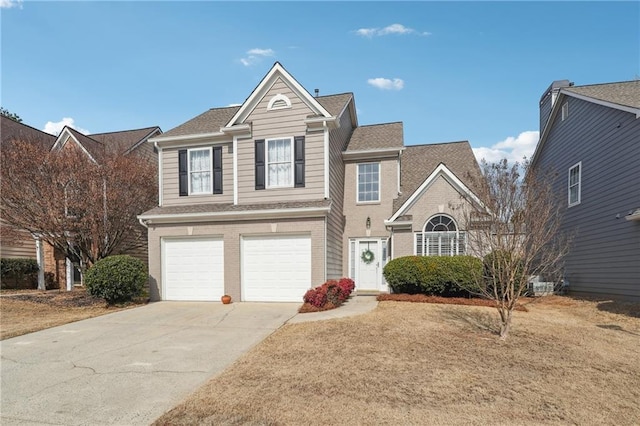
85 255 147 304
383 256 482 296
0 258 39 289
0 107 22 123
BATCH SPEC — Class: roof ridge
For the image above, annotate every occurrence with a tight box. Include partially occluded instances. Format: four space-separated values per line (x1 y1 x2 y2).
88 125 159 136
357 121 403 128
405 140 470 148
569 80 639 89
65 126 104 145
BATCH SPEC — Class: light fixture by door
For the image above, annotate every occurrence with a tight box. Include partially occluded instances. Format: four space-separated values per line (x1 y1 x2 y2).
366 216 371 230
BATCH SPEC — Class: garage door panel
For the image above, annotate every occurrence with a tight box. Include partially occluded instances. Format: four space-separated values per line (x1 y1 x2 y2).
242 235 311 302
163 238 224 301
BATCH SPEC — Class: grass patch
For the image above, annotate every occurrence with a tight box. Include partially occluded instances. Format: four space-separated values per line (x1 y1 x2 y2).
154 296 640 425
0 288 146 340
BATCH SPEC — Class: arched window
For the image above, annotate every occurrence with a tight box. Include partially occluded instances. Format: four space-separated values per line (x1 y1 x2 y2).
415 215 465 256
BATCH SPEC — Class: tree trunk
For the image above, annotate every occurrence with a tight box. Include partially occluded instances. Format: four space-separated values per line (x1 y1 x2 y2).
499 308 512 340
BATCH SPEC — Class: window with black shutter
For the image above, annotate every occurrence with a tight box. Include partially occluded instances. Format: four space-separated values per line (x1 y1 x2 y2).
178 149 188 196
255 139 265 190
213 146 223 194
294 136 305 187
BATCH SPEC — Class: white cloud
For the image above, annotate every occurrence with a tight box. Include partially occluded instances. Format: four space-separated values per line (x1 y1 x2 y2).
0 0 22 9
355 23 431 38
240 48 275 66
367 77 404 91
43 118 89 136
473 131 540 164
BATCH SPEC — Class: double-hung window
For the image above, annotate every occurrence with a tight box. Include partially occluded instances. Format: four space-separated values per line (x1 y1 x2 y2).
189 148 212 194
568 162 581 207
357 163 380 203
267 137 293 188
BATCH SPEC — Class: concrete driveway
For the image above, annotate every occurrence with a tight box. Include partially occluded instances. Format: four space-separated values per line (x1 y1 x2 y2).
0 301 299 425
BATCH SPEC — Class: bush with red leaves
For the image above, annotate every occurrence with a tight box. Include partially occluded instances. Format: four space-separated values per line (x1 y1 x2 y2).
300 277 356 313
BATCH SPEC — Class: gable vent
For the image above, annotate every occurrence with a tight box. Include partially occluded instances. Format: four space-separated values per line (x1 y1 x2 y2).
267 93 292 111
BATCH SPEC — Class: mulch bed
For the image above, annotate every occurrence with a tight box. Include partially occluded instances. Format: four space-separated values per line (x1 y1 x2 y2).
377 293 528 312
298 302 340 313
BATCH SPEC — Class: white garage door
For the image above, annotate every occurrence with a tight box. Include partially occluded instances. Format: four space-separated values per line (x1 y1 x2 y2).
163 237 224 301
242 235 312 302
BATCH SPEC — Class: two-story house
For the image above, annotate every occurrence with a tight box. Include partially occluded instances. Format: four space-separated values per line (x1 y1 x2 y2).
531 80 640 300
139 62 483 302
0 116 162 290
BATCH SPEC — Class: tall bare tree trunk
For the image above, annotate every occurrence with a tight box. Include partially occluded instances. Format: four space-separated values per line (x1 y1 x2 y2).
499 309 512 340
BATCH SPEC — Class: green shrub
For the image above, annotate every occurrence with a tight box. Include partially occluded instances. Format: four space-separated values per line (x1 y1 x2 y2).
383 255 482 296
85 255 147 304
0 258 39 289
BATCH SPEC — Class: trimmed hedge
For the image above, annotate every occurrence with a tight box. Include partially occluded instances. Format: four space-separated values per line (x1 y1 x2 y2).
383 255 482 296
85 255 147 305
0 258 39 289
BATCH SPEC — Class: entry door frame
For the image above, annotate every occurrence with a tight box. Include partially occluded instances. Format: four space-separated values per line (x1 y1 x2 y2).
349 237 389 292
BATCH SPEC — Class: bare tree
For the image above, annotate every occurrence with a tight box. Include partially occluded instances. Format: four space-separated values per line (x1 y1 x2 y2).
0 138 157 283
458 158 570 340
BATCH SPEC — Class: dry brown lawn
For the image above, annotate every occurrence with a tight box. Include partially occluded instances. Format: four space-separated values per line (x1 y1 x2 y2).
155 296 640 426
0 289 143 340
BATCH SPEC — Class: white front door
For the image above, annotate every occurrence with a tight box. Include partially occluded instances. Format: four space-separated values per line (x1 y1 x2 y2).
355 240 382 291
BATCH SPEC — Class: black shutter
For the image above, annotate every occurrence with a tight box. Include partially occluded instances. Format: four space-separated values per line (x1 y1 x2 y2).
294 136 305 188
213 146 223 194
255 139 265 190
178 149 188 196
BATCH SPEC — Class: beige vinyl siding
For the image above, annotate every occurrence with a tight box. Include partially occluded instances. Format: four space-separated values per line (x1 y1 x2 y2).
237 78 325 204
0 223 36 259
161 143 234 206
146 217 326 301
326 106 354 278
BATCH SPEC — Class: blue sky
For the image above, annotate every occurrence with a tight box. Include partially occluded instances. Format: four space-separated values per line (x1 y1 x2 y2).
2 1 638 162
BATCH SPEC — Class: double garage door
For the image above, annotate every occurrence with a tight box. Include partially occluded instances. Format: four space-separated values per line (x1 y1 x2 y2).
163 235 311 302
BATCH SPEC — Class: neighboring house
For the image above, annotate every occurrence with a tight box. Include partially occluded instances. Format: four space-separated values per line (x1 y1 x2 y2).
0 116 56 260
0 116 162 289
139 62 483 302
531 80 640 300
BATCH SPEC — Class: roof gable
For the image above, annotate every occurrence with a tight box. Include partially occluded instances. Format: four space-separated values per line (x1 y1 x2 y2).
51 127 103 163
392 141 483 214
226 62 332 127
388 162 484 223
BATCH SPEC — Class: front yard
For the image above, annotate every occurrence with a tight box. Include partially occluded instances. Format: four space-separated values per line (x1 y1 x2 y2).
155 296 640 425
0 289 142 340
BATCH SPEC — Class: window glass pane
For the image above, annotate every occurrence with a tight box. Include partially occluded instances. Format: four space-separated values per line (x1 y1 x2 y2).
267 138 293 187
189 149 211 193
357 163 380 202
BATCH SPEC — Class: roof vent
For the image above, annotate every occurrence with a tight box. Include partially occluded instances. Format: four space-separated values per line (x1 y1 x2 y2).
314 89 319 97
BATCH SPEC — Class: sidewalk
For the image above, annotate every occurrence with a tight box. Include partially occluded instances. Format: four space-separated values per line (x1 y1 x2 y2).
288 295 378 324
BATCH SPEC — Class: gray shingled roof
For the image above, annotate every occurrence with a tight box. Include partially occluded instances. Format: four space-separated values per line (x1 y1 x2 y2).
564 80 640 109
90 126 160 154
345 122 404 151
1 116 56 150
393 141 483 213
161 106 240 138
141 199 331 217
316 93 352 116
65 127 105 160
160 93 353 139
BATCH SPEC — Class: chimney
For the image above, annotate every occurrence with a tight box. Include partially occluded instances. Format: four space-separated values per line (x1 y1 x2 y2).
539 80 572 132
